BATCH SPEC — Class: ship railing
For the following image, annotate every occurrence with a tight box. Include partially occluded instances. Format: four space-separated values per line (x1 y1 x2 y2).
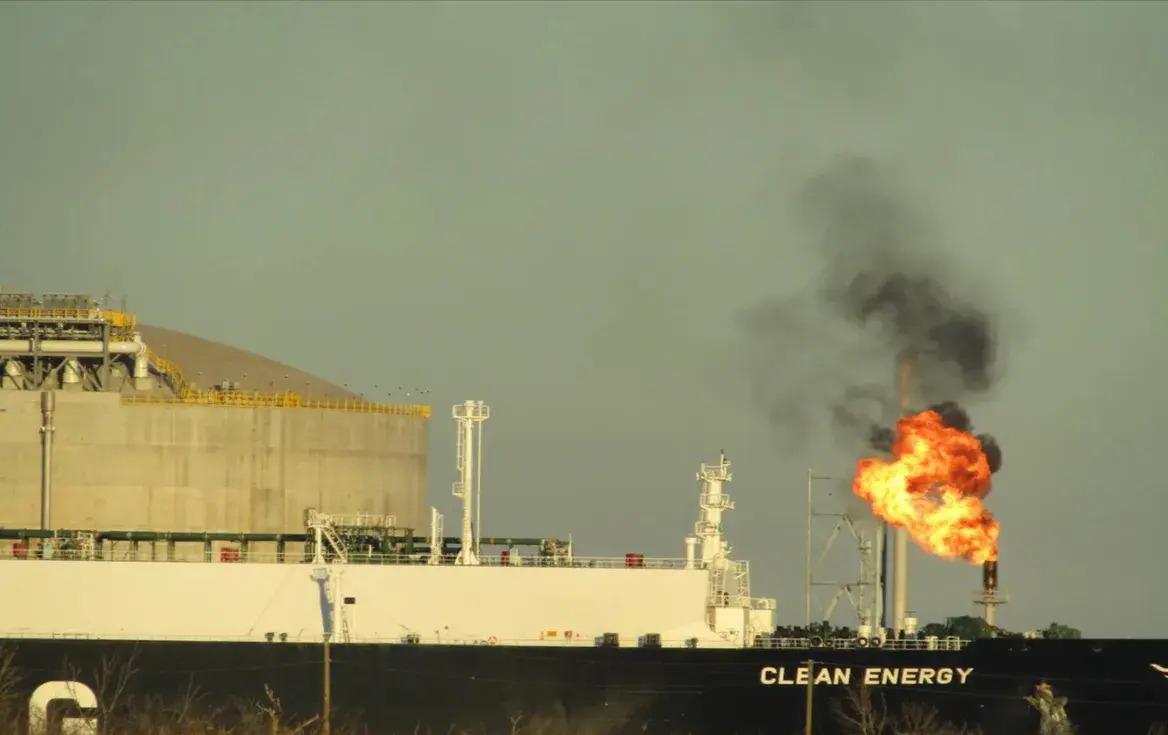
0 631 738 648
0 546 694 569
305 510 398 531
709 592 753 608
333 513 399 530
698 492 734 510
753 635 969 652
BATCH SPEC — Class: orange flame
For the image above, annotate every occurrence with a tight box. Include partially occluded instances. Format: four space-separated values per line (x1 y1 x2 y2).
853 409 999 563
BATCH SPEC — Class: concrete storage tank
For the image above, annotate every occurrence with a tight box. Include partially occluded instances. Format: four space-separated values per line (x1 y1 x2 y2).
0 293 429 545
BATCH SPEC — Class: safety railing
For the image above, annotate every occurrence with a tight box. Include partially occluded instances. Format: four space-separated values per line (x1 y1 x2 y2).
699 492 734 510
143 346 194 397
753 635 969 651
0 307 137 328
127 346 431 417
308 511 399 530
122 392 432 417
0 546 689 569
103 310 137 328
0 630 732 648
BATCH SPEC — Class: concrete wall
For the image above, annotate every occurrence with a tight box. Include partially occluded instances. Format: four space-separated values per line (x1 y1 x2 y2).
0 391 428 534
0 558 728 647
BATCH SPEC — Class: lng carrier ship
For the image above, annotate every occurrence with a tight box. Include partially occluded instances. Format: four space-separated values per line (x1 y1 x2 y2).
0 293 1166 735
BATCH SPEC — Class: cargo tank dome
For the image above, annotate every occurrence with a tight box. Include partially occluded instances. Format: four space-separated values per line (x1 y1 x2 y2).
0 294 429 537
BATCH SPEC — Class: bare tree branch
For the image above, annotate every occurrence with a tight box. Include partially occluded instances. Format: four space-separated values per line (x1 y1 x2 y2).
833 683 889 735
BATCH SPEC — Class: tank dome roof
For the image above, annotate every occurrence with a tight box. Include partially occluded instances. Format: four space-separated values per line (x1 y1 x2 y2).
138 325 359 401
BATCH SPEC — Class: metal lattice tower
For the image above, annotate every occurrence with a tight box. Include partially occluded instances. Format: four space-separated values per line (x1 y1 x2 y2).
805 471 882 630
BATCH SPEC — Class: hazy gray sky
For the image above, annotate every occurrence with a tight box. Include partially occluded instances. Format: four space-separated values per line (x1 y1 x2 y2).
2 1 1166 636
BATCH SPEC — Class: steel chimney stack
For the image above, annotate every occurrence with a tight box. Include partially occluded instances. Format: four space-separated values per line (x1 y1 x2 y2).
975 559 1007 627
890 352 914 638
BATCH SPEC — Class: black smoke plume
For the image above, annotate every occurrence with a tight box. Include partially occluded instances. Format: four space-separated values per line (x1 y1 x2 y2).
868 425 894 454
977 433 1003 474
928 400 971 433
744 156 1003 459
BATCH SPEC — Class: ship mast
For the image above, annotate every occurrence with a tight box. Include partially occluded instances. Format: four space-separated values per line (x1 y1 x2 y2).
689 451 777 643
695 451 734 566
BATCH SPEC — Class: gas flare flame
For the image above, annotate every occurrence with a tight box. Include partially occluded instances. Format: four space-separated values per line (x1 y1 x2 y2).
853 409 999 563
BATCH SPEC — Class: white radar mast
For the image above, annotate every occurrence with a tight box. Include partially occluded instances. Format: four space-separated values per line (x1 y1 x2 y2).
452 400 489 566
695 451 735 566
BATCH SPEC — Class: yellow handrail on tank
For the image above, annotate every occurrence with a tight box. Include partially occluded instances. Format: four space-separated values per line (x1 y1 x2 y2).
130 347 430 418
144 347 195 399
122 392 431 417
102 310 137 329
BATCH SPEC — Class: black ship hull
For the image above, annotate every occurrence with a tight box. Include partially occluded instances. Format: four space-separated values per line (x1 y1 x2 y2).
3 638 1168 734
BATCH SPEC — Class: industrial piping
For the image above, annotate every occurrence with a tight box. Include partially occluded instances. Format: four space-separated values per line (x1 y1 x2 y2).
40 390 55 532
0 338 150 384
0 339 142 354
